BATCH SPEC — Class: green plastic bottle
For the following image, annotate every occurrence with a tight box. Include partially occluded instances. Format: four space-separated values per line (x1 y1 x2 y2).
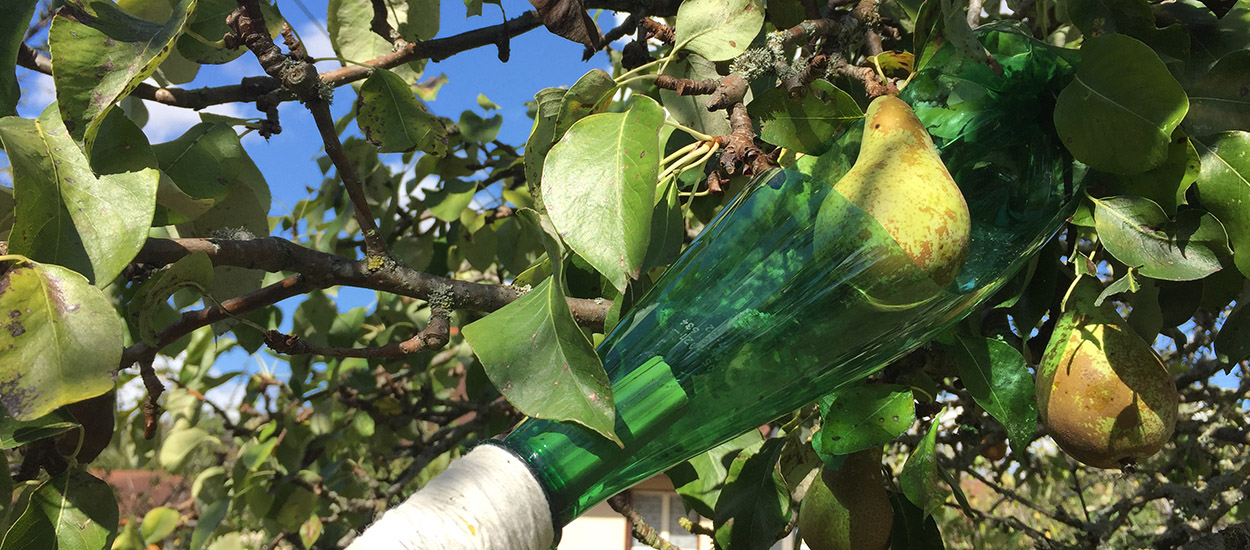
501 22 1086 528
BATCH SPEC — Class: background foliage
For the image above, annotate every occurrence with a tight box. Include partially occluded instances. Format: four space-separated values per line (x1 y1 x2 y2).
1 0 1249 548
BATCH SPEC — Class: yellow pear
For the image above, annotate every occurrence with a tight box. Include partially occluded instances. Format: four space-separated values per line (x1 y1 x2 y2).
1036 278 1179 469
799 447 893 550
832 95 971 287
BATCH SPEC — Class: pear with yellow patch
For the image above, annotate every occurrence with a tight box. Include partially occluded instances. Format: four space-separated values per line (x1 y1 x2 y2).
832 95 971 287
1036 277 1179 469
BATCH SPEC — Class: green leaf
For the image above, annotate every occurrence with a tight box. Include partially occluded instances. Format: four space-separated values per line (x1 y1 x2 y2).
299 516 323 549
459 110 502 143
49 0 197 144
713 439 790 550
814 384 915 459
660 54 732 137
424 179 476 222
523 87 569 193
90 108 158 176
642 179 685 271
141 507 180 544
1091 195 1230 281
0 109 159 285
0 0 37 116
399 0 440 41
1194 131 1250 278
463 241 619 446
130 252 214 346
952 335 1038 457
1109 132 1199 216
0 452 9 523
0 409 77 449
673 0 764 62
357 68 448 154
0 257 123 422
155 123 271 303
1184 50 1250 137
667 429 763 517
177 0 282 64
329 0 425 85
1096 268 1139 306
938 0 991 66
0 187 14 239
542 95 663 292
0 470 118 550
1053 33 1189 174
554 69 616 140
113 522 146 550
888 491 946 550
1216 301 1250 365
752 79 862 155
159 425 220 471
900 411 945 518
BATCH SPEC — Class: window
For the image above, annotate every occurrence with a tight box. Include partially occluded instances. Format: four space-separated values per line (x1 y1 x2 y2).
628 491 701 550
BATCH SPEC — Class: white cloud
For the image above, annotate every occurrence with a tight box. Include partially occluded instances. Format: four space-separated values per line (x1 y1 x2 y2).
296 21 341 73
15 71 56 118
140 95 250 143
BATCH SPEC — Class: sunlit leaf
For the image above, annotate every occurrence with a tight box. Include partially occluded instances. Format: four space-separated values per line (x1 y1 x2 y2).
674 0 764 61
814 384 914 459
49 0 196 144
1194 131 1250 278
952 335 1038 457
0 108 159 285
0 257 123 422
543 95 663 292
901 411 945 518
160 425 220 471
141 507 181 544
459 110 502 143
1054 33 1188 174
660 54 731 137
328 0 425 85
0 470 118 549
1092 195 1230 281
357 68 448 154
752 79 862 155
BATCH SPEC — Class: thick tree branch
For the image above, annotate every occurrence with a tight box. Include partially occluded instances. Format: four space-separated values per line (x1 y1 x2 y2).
16 13 542 111
134 237 611 328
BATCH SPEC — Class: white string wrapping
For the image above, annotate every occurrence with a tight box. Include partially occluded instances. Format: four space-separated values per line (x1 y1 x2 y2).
347 444 555 550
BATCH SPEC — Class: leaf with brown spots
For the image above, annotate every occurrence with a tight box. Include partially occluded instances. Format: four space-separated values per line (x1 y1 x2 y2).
48 0 197 145
0 256 123 422
673 0 763 62
0 107 159 286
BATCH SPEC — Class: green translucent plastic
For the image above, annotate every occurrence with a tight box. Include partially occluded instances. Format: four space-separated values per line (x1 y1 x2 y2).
501 22 1086 527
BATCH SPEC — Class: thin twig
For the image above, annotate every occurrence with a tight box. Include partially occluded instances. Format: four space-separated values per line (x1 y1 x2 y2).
264 308 451 358
608 493 682 550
